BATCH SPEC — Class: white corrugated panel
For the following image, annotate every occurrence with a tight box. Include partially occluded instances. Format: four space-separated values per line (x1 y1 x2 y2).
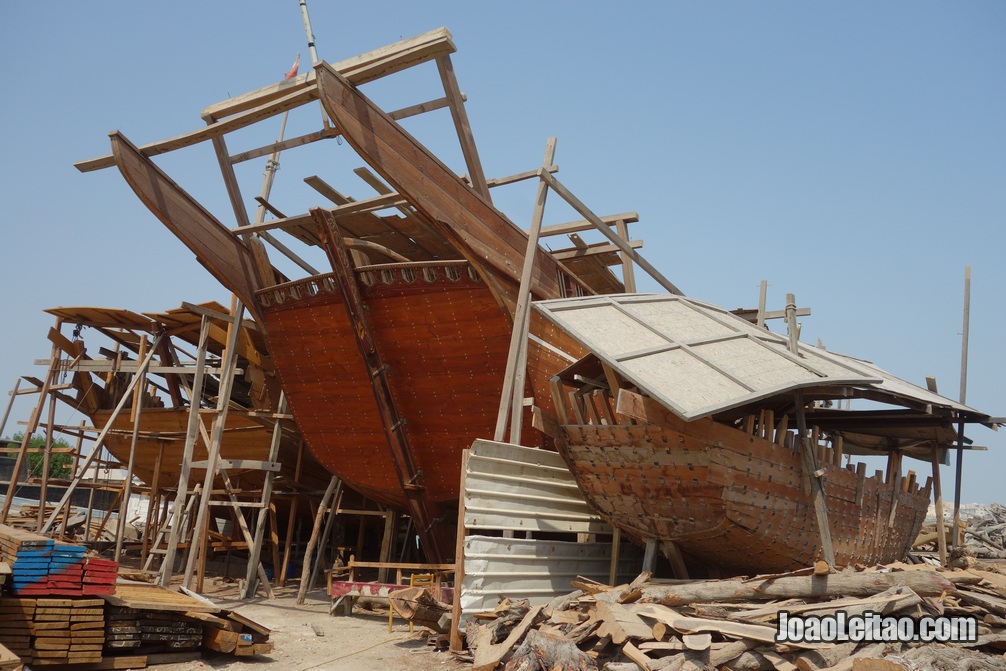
460 440 642 615
460 535 642 614
464 439 610 533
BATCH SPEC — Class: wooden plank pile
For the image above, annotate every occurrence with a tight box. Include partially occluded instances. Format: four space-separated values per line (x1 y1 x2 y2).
0 526 119 597
106 606 203 654
461 563 1006 671
102 583 273 660
0 596 105 667
30 597 105 666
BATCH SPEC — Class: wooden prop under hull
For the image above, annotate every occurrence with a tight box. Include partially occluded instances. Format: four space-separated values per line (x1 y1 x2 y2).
558 418 931 574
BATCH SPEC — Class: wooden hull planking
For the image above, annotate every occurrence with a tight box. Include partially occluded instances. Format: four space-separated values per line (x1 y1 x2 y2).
90 408 330 493
255 264 545 510
559 418 930 574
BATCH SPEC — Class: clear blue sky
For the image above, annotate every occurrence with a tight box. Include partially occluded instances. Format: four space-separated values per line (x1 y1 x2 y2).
1 3 1003 502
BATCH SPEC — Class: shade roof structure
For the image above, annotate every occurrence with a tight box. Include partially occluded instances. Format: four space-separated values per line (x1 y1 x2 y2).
533 293 991 424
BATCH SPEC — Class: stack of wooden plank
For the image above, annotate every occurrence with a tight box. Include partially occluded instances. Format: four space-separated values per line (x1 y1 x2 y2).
0 525 118 597
462 563 1006 671
83 557 119 596
30 597 105 666
0 597 35 662
106 606 203 653
103 583 273 659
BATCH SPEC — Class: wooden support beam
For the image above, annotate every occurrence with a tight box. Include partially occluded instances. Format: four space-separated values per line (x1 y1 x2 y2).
537 171 683 296
315 207 447 563
183 300 245 591
435 54 491 202
794 390 836 567
931 444 948 566
116 334 148 559
2 335 61 523
539 212 638 238
495 138 557 444
160 316 210 587
615 219 637 293
449 449 469 654
297 476 341 604
40 333 163 533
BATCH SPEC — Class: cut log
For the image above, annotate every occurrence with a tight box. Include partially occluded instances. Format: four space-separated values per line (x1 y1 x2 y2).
504 629 596 671
638 571 955 606
389 586 451 633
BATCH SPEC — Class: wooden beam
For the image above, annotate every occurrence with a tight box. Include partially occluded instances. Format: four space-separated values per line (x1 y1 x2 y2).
314 207 447 563
537 171 683 296
539 212 639 238
551 239 643 261
436 54 490 202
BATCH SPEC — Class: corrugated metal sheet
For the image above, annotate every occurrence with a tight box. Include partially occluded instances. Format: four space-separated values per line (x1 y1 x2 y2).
461 440 641 614
464 439 609 533
461 535 641 614
533 294 987 421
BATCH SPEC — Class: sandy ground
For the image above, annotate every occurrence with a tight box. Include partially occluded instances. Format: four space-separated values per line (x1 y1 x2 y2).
127 584 469 671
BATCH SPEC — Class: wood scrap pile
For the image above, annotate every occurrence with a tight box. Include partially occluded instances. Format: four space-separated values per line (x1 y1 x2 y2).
461 564 1006 671
961 504 1006 560
199 611 274 656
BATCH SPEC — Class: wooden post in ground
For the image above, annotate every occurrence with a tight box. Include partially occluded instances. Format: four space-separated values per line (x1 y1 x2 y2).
40 335 163 534
2 336 61 523
494 138 556 444
241 392 288 599
141 443 165 566
931 445 948 565
160 316 210 587
115 335 148 560
377 509 395 584
278 440 304 588
449 449 470 653
183 301 245 592
953 266 971 548
608 527 622 587
307 482 341 596
296 475 341 604
37 394 57 531
794 389 836 566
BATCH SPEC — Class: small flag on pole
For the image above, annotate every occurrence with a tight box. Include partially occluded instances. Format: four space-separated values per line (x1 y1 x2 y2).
284 53 301 80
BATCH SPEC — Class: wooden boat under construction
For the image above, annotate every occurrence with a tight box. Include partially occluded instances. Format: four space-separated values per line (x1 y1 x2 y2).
77 28 996 572
534 294 995 574
83 30 637 560
39 303 331 495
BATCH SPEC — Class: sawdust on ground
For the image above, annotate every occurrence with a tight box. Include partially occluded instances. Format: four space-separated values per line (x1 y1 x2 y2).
140 583 468 671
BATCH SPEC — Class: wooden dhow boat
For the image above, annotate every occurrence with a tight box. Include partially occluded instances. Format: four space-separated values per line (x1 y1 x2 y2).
533 293 995 574
77 28 994 572
39 303 331 495
81 30 639 560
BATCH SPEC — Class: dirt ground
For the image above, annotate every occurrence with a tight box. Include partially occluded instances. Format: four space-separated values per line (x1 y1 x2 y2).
132 583 470 671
